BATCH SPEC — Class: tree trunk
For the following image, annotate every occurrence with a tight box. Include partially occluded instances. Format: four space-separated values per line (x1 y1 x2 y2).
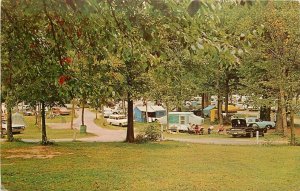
279 87 288 136
290 109 295 145
70 99 75 129
126 93 134 143
201 93 210 118
145 100 149 123
217 94 223 125
224 79 229 115
101 104 104 120
41 101 47 145
6 106 13 142
95 107 98 119
0 100 3 138
275 107 283 133
81 100 85 126
260 106 271 121
166 102 169 130
204 93 210 107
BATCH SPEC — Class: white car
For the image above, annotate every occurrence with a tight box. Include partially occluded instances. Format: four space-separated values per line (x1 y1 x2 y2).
106 114 128 127
103 109 114 118
1 123 25 134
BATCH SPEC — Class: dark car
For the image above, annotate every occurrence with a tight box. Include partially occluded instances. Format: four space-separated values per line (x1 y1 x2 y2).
227 118 264 138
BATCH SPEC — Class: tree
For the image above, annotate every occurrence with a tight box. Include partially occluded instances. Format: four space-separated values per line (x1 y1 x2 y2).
240 1 300 139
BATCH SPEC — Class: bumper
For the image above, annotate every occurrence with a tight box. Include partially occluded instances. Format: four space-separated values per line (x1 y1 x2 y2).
228 130 247 136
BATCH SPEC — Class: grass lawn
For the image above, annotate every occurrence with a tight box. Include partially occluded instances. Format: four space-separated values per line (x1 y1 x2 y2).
8 116 95 140
1 141 300 191
45 113 78 123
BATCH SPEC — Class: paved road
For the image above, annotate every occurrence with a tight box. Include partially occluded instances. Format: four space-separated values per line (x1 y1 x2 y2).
73 109 126 142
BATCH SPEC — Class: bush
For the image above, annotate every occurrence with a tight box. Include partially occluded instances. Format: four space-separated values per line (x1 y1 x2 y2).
135 124 161 144
144 125 161 141
135 134 148 144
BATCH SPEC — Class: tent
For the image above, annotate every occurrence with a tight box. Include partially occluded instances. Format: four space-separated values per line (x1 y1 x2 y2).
134 106 166 122
203 105 216 117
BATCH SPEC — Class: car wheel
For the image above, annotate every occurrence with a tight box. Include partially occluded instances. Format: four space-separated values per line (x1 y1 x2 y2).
264 128 267 133
266 125 271 130
119 123 122 127
109 122 112 125
249 131 254 138
232 135 237 138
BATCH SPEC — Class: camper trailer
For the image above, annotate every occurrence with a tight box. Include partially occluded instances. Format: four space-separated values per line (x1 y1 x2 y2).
158 112 204 132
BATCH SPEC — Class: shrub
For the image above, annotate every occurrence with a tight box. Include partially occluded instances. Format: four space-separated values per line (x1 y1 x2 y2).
135 124 161 144
144 125 161 141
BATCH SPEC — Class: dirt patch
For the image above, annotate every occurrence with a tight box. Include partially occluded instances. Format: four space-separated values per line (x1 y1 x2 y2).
4 146 62 159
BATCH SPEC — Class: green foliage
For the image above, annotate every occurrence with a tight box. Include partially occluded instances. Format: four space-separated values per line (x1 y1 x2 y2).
135 124 161 143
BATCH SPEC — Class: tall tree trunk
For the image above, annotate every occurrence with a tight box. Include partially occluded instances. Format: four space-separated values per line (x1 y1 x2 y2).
290 109 295 145
166 102 169 130
260 106 271 121
224 78 229 115
217 95 223 125
204 93 210 107
95 107 98 119
126 93 134 143
81 100 85 126
279 87 288 136
70 99 75 129
275 96 283 133
41 101 47 145
145 99 148 123
0 99 3 138
201 93 205 118
101 104 104 121
6 106 13 142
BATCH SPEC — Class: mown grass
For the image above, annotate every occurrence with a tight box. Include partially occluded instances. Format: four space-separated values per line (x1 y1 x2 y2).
45 113 78 123
9 116 95 140
1 141 300 191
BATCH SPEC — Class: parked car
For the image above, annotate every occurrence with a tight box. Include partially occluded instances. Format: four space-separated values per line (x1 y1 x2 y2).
1 122 25 134
247 105 259 111
59 107 71 115
227 118 265 138
51 107 71 115
246 117 275 130
23 109 34 116
106 114 128 127
103 108 114 118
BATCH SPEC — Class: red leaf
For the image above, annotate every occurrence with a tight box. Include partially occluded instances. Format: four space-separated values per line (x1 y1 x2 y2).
65 57 72 64
58 75 66 85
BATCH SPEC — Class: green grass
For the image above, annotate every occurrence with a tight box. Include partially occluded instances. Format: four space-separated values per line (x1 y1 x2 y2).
9 116 95 140
45 113 78 123
1 141 300 191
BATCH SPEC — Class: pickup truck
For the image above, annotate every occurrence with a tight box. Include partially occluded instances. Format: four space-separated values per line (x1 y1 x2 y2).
227 118 265 138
